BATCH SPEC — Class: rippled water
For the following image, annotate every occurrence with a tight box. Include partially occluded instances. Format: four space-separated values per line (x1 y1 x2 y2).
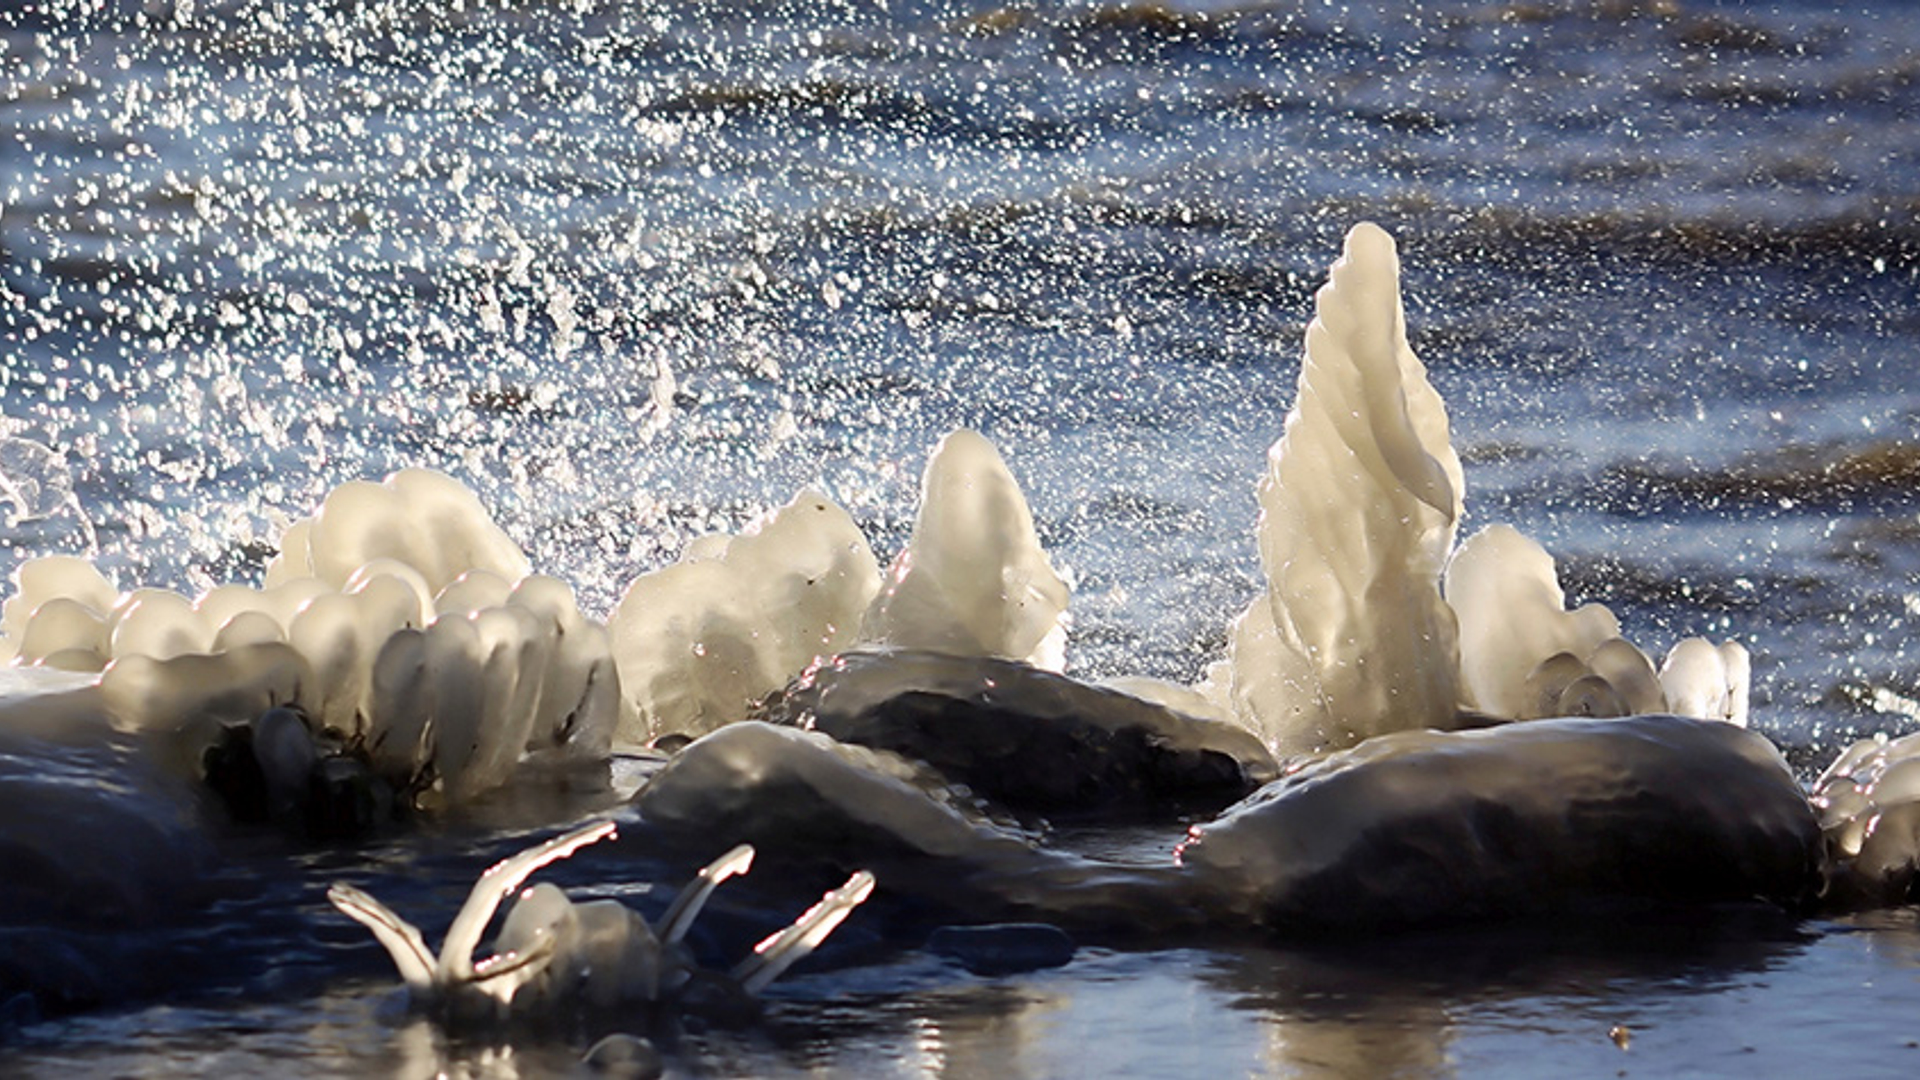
4 0 1920 1075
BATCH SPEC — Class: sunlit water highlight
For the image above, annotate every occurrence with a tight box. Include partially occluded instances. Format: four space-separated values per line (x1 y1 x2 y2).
4 0 1920 1075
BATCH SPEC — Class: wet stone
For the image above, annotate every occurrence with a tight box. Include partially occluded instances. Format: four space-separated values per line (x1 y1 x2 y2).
757 649 1277 817
926 922 1078 975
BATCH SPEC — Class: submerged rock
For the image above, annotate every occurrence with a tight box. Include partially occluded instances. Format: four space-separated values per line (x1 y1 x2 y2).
926 923 1077 975
1178 715 1822 932
755 649 1277 816
580 1034 664 1079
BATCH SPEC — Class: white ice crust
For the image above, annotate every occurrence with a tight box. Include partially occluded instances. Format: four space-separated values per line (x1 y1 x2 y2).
608 488 881 743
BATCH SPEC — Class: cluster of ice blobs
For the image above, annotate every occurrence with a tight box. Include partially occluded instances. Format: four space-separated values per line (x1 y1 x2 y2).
1 469 619 799
607 428 1069 743
1 224 1753 799
1182 223 1747 753
1812 730 1920 903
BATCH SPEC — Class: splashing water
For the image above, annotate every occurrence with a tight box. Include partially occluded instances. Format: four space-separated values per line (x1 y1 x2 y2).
4 0 1920 1075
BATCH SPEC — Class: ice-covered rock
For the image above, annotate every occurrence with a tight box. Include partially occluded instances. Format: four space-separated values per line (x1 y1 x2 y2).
1811 729 1920 908
1177 714 1822 931
1219 222 1464 753
0 469 614 806
0 670 218 932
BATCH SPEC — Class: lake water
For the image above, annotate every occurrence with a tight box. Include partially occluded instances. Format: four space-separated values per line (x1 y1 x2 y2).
3 0 1919 1075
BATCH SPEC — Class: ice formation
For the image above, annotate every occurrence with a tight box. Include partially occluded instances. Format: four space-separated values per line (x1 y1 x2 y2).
328 819 875 1019
0 469 615 804
609 431 1071 745
1168 224 1751 752
860 429 1071 671
1446 525 1749 724
0 222 1768 837
1212 223 1464 754
1811 730 1920 907
608 489 881 744
265 468 530 593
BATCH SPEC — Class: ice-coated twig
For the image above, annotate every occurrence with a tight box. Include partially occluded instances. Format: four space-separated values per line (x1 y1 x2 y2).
327 818 875 1018
732 870 877 995
437 819 618 981
327 882 437 993
657 843 755 946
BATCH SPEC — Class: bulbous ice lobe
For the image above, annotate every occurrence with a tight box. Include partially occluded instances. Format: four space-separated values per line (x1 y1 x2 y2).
1812 730 1920 907
1446 525 1749 724
1219 222 1463 753
265 468 530 594
609 489 881 743
1178 715 1821 930
859 429 1071 671
0 555 117 668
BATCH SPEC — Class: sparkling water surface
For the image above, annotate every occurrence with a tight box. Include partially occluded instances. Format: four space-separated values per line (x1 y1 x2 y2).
4 0 1920 1074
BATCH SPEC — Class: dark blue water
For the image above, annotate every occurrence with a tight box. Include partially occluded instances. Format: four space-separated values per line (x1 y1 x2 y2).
4 0 1920 1074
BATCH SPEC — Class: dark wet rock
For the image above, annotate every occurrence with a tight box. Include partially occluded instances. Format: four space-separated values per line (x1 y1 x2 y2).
0 715 217 930
0 990 40 1035
927 922 1077 975
1178 715 1824 932
754 649 1277 816
633 721 1036 872
629 721 1198 935
202 707 401 840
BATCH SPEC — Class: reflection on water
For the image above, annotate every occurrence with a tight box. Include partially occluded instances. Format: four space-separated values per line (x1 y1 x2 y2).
5 902 1920 1077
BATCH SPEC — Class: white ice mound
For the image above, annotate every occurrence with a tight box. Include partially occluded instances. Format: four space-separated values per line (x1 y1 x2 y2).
1446 524 1626 718
860 428 1071 671
0 469 615 802
609 489 881 744
0 555 118 668
1446 524 1749 724
1659 636 1751 726
1219 222 1463 753
265 467 530 593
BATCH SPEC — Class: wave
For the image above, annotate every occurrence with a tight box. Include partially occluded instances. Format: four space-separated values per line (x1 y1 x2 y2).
1596 440 1920 516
